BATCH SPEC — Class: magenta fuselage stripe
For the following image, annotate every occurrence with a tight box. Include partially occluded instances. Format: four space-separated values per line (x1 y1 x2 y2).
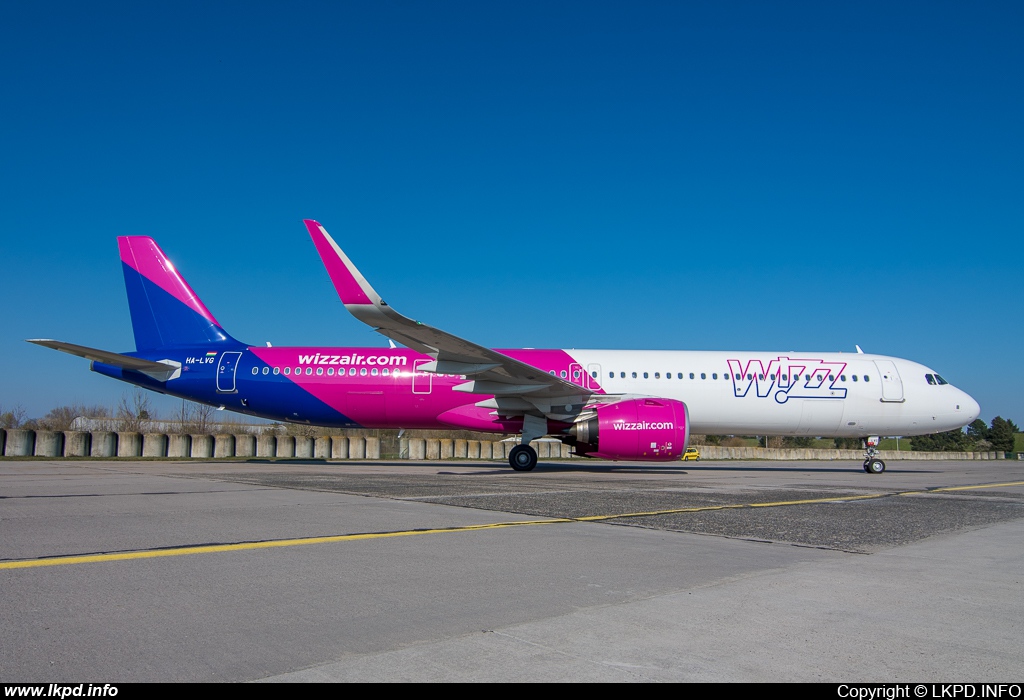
305 221 373 305
247 347 603 429
118 237 222 328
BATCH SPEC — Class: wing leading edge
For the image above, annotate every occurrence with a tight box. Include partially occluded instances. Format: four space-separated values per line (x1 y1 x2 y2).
303 219 594 419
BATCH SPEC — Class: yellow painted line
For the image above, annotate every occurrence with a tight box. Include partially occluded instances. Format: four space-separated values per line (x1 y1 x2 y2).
6 479 1022 571
930 480 1024 493
0 518 571 570
748 493 886 507
577 504 744 521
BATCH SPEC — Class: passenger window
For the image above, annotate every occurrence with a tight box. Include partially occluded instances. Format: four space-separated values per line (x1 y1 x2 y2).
678 373 683 379
688 373 693 379
782 374 787 381
853 375 858 382
701 373 706 379
273 367 280 375
591 371 597 378
643 372 649 378
371 368 379 376
573 370 580 379
327 368 334 376
251 367 258 375
864 375 870 382
284 367 291 375
655 372 661 379
758 374 763 380
712 373 717 379
609 372 614 378
621 372 626 378
305 367 313 376
349 368 356 376
357 368 365 376
631 372 637 378
262 367 269 375
316 367 324 376
560 370 567 378
383 368 389 376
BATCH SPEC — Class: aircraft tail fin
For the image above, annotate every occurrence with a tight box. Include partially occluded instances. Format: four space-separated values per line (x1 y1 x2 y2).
118 236 239 351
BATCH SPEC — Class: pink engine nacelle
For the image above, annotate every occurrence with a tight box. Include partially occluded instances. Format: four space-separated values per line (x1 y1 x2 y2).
568 397 690 461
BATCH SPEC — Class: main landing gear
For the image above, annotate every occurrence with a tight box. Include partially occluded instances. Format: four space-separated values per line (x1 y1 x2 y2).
509 414 545 471
509 444 538 472
862 436 885 474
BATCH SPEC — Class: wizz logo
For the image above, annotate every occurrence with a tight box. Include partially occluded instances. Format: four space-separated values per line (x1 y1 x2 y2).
726 357 848 404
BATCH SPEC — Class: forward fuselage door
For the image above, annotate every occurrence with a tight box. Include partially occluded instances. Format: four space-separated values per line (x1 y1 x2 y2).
874 360 904 402
216 351 243 393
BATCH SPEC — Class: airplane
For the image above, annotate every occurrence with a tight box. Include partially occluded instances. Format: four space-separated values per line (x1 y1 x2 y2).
28 220 981 474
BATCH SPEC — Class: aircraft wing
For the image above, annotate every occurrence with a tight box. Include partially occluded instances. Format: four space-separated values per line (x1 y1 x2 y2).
27 339 181 381
304 220 593 404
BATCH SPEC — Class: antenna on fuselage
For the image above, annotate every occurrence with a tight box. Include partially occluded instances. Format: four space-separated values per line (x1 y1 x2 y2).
855 345 864 354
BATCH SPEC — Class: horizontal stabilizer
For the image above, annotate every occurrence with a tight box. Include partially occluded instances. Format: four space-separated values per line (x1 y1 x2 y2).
27 339 181 381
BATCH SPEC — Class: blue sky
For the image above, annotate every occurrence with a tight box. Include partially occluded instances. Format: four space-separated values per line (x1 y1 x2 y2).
1 1 1021 425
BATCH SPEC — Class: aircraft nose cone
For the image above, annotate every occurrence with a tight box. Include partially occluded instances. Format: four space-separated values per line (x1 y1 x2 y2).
961 392 981 423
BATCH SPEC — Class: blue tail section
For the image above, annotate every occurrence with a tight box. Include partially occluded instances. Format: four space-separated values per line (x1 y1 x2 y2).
118 236 242 351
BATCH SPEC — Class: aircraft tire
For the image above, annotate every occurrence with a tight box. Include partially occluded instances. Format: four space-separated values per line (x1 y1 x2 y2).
866 459 886 474
510 445 538 472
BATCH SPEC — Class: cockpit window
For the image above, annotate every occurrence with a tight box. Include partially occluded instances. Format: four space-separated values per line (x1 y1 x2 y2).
926 374 937 385
935 374 948 385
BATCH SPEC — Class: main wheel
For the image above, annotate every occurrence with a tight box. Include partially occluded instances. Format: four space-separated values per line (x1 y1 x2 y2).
866 459 886 474
509 444 538 472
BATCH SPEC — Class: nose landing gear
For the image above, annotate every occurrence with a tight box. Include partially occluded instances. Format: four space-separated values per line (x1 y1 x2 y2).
862 436 885 473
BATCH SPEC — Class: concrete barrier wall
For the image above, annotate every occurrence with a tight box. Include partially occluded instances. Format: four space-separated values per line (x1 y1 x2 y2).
276 436 295 458
2 428 1010 462
190 434 213 459
167 434 190 458
235 434 256 458
256 435 276 458
34 430 63 457
294 436 314 459
64 431 90 457
439 439 454 460
91 432 116 457
5 429 34 456
142 433 167 458
214 434 235 458
117 432 142 458
690 446 1005 461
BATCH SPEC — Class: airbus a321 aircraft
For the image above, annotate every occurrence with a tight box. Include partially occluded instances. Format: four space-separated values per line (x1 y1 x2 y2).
29 220 980 474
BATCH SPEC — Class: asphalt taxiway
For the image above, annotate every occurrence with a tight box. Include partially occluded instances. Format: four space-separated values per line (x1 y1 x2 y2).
1 458 1022 681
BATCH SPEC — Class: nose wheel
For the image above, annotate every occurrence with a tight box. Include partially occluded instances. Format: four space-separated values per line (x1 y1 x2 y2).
864 458 886 474
509 444 538 472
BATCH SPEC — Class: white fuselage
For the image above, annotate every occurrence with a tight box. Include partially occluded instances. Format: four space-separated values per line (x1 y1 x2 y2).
566 349 978 437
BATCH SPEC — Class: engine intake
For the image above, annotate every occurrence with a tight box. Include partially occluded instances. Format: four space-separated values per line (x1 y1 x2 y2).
567 397 689 461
